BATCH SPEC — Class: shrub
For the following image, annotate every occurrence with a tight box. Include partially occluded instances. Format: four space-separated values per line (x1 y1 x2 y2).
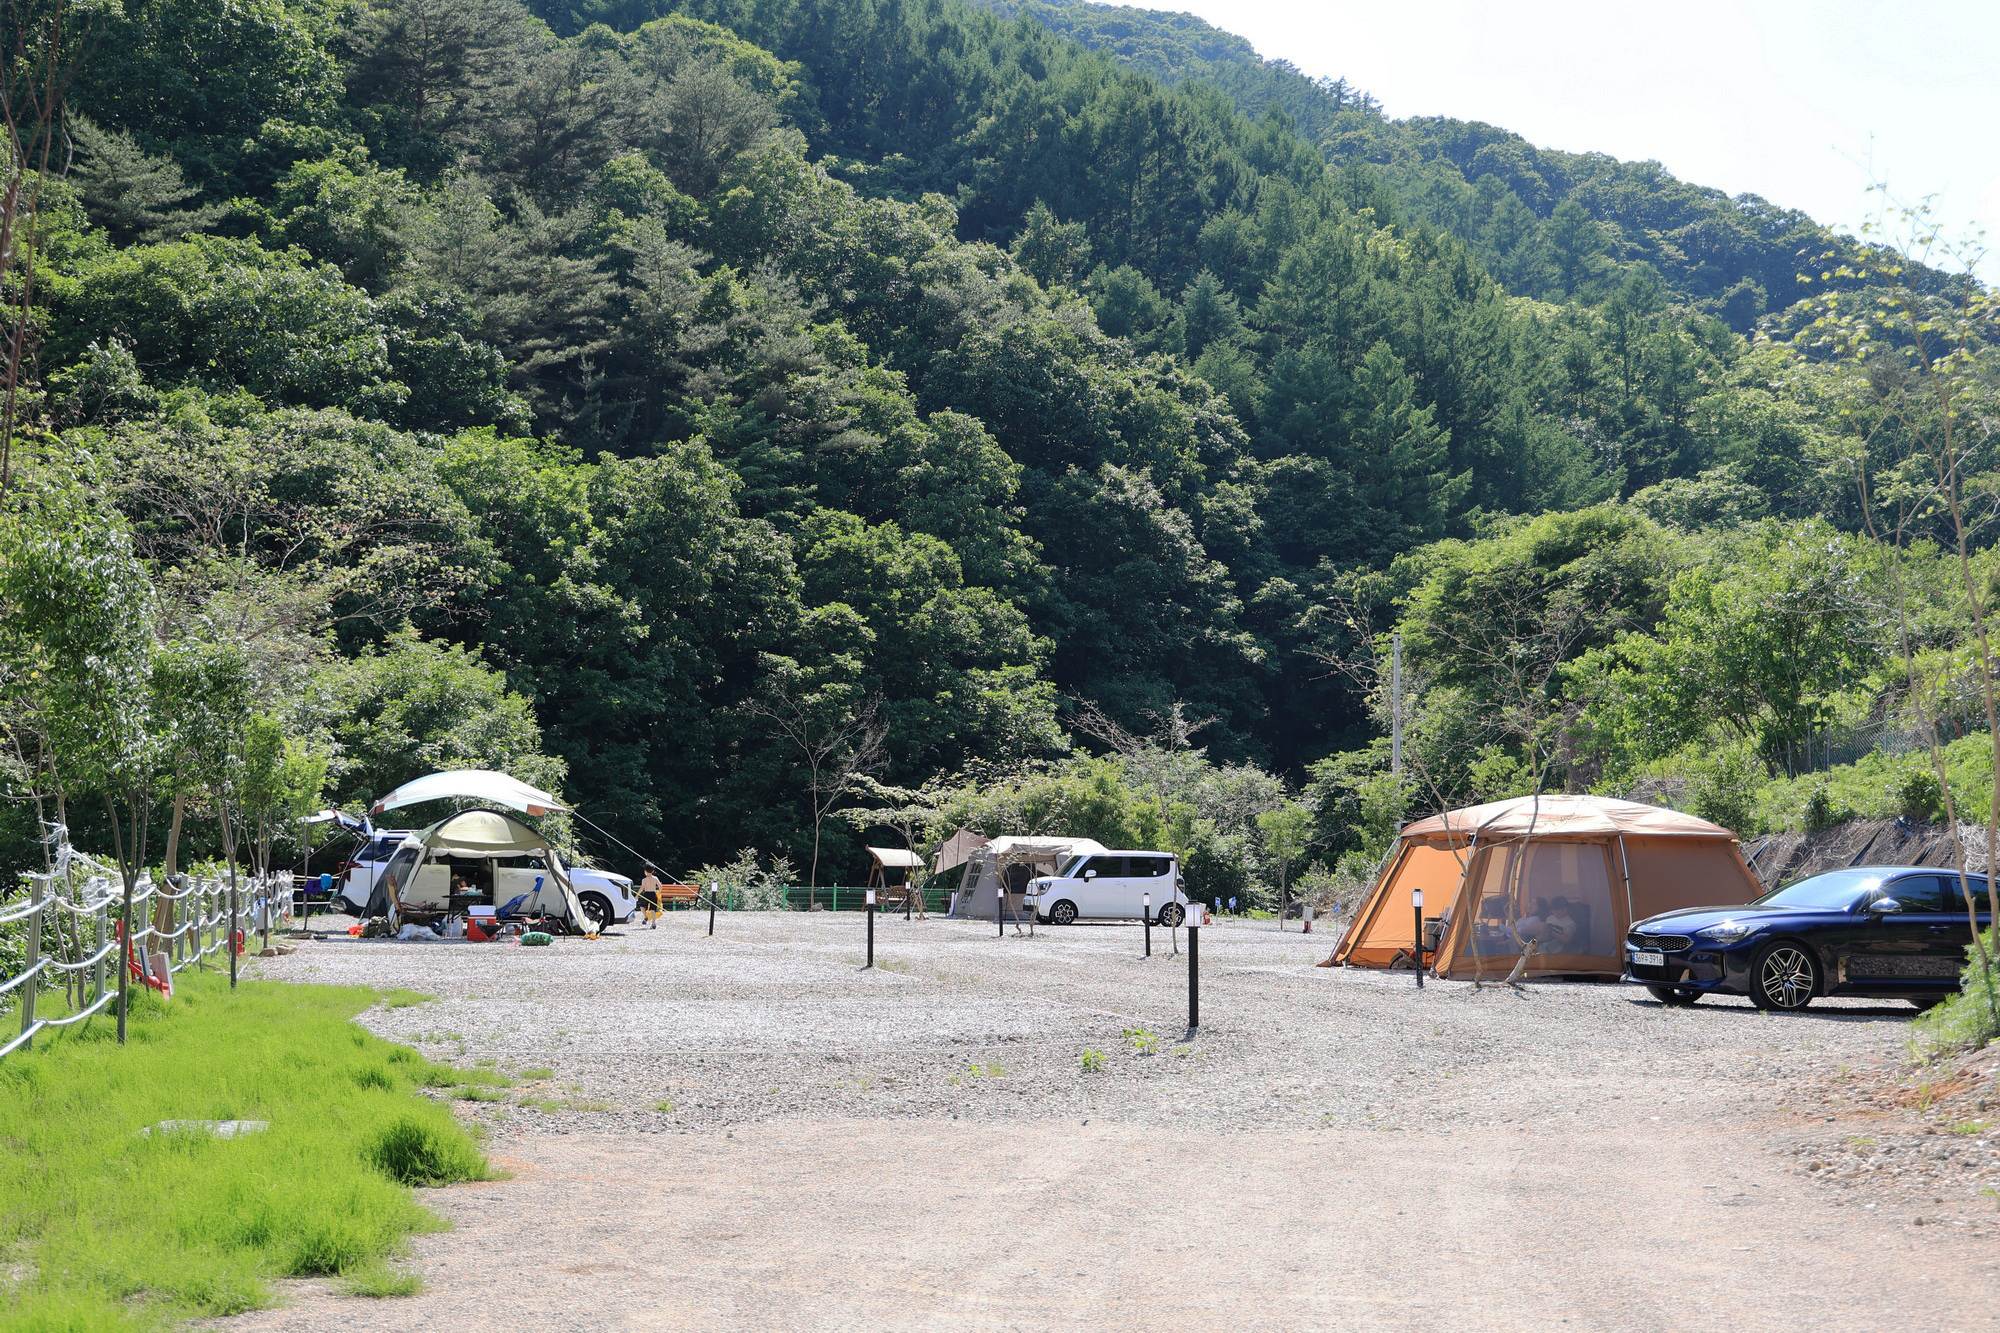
1914 934 2000 1053
1897 767 1944 823
363 1116 487 1187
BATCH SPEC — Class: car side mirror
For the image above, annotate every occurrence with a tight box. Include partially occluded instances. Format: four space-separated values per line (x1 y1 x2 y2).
1869 897 1903 914
1083 869 1096 880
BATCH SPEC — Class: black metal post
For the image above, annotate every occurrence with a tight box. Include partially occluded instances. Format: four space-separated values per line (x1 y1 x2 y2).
904 883 912 921
1186 913 1200 1034
997 885 1004 937
1413 902 1424 989
866 891 875 968
1143 902 1152 958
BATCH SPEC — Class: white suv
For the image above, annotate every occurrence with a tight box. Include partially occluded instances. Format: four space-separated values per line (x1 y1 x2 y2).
1026 850 1187 926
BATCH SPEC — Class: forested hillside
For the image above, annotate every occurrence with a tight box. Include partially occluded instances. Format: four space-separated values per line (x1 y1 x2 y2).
970 0 1857 328
0 0 1991 901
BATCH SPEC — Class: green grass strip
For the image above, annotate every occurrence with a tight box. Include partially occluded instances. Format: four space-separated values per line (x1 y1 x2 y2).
0 973 492 1331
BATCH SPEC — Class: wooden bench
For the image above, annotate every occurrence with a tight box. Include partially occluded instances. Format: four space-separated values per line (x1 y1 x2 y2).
642 882 701 911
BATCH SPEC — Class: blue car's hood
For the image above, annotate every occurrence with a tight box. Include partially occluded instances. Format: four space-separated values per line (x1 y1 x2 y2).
1632 903 1845 933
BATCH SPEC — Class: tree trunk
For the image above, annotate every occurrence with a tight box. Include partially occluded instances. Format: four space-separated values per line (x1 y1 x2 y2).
155 793 184 942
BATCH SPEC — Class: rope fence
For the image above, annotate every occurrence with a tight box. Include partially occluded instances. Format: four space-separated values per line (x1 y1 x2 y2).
0 827 292 1061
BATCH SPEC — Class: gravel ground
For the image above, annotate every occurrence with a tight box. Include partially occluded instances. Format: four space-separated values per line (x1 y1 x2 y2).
212 909 2000 1331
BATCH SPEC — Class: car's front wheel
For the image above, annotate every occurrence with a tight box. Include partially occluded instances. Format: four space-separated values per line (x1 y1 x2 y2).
1155 902 1186 928
1049 899 1078 926
578 891 613 935
1646 984 1701 1006
1749 942 1819 1011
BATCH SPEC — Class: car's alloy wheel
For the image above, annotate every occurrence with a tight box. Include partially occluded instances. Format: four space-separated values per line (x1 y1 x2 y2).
1155 902 1185 928
578 892 613 934
1049 900 1078 926
1750 943 1818 1011
1645 984 1700 1006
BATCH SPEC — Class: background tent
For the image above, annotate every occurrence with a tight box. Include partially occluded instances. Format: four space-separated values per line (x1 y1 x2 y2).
947 837 1105 920
933 829 990 874
1330 795 1760 980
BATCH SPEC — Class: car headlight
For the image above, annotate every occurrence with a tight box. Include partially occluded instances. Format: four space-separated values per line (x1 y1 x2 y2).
1699 921 1755 943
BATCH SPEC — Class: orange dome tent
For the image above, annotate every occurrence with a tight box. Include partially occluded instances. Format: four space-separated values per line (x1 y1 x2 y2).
1329 795 1760 980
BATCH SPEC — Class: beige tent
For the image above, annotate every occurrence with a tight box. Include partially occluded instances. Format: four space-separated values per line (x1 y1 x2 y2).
932 828 990 874
946 836 1105 920
1330 795 1760 979
369 808 590 932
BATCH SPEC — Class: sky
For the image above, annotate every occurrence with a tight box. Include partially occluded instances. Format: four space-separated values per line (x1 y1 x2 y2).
1156 0 1999 275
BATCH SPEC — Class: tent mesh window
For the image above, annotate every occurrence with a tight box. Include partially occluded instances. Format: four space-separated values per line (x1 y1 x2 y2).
1464 841 1614 963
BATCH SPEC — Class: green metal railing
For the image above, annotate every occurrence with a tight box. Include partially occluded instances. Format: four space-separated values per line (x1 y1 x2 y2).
667 885 953 913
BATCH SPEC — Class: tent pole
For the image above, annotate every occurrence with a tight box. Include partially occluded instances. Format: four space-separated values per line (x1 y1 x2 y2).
1616 835 1635 941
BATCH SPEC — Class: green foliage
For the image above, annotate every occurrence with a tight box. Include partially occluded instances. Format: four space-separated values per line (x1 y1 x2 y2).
1914 938 2000 1054
0 975 486 1326
323 630 563 808
21 0 1994 891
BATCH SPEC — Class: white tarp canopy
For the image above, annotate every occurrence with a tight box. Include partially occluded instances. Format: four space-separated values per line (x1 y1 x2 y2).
946 836 1106 920
866 847 925 869
370 769 568 817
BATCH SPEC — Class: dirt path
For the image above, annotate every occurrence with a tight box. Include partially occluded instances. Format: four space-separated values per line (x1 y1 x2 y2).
215 1116 1998 1331
212 914 2000 1330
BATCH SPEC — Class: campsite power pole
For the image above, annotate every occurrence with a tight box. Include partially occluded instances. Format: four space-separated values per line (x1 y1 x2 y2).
1391 632 1403 778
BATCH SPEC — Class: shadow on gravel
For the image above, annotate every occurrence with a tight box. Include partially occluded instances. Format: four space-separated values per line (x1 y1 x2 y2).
1622 996 1918 1022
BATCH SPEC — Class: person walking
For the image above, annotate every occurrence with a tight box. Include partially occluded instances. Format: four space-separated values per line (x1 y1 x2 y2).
639 865 664 929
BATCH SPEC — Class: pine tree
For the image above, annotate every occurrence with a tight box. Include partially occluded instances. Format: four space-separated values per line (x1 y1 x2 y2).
1010 200 1092 289
1347 340 1467 559
1174 268 1245 361
1547 198 1614 297
68 117 220 245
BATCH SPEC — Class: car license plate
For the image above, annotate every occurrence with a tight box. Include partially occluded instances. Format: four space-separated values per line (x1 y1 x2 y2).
1632 951 1664 967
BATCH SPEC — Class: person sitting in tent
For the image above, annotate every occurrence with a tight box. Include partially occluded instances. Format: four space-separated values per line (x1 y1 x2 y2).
1544 898 1581 952
1513 898 1549 947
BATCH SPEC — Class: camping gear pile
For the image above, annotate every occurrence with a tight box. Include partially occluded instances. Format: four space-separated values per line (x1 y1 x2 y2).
1329 795 1760 981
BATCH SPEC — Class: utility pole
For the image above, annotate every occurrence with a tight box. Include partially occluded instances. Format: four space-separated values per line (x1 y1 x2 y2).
1391 632 1403 778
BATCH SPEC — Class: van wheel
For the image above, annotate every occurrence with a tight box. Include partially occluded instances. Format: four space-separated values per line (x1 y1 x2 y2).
1155 903 1185 928
578 892 612 934
1049 900 1078 926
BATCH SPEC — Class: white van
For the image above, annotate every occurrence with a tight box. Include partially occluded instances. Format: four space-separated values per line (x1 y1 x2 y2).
1026 850 1187 926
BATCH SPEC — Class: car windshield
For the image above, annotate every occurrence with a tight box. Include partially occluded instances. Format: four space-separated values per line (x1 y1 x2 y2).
1753 869 1888 910
1055 855 1087 877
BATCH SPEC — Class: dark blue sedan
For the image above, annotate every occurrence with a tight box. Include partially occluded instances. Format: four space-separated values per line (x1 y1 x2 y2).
1623 867 1992 1011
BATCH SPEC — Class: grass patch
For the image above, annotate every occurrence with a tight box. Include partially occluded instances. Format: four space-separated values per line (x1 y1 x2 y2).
378 990 431 1010
454 1085 508 1102
517 1067 554 1081
0 973 491 1329
338 1263 424 1298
